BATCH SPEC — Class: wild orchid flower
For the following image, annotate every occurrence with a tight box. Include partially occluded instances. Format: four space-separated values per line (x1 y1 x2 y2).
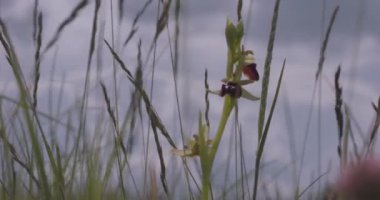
172 53 260 158
209 54 260 102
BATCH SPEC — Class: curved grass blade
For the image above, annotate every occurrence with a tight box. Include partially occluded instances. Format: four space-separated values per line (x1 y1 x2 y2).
296 170 329 200
104 39 177 149
123 0 153 46
253 60 285 200
315 6 339 80
44 0 89 53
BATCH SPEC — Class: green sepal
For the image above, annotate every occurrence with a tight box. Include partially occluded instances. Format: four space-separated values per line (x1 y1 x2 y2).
225 19 237 51
241 87 260 101
235 20 244 43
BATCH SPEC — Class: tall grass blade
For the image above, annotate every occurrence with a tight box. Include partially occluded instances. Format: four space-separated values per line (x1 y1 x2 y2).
123 0 153 46
297 6 340 196
50 145 65 200
237 0 243 21
118 0 125 21
32 13 43 109
173 0 180 77
204 69 210 127
315 6 339 80
123 43 144 155
151 117 170 196
282 88 298 196
104 40 177 148
0 118 41 189
155 0 171 41
100 82 128 199
342 105 351 165
100 82 127 154
257 0 281 140
68 1 100 194
296 170 329 200
88 0 101 68
334 66 344 161
0 20 51 200
44 0 89 53
32 0 40 41
0 95 74 130
104 39 133 77
30 15 61 196
139 91 177 195
253 60 285 200
368 97 380 152
30 12 56 179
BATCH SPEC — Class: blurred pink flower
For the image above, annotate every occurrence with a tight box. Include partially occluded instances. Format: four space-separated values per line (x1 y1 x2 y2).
336 159 380 200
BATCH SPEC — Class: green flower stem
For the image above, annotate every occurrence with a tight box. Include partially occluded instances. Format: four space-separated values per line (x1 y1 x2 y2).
201 48 236 199
209 97 235 165
209 43 237 169
201 96 235 200
226 49 234 79
201 19 242 199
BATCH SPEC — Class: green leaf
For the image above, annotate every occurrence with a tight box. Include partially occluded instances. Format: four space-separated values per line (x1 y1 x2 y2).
253 59 285 200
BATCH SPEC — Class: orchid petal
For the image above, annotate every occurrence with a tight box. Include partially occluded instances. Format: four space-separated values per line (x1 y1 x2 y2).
241 87 260 101
207 89 221 96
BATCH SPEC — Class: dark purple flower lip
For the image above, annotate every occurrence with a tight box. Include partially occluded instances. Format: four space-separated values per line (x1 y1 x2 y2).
242 63 259 81
220 81 242 98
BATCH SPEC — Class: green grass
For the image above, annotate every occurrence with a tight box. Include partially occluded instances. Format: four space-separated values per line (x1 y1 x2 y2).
0 0 379 199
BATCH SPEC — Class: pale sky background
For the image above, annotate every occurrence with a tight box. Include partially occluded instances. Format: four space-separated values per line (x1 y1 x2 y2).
0 0 379 198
